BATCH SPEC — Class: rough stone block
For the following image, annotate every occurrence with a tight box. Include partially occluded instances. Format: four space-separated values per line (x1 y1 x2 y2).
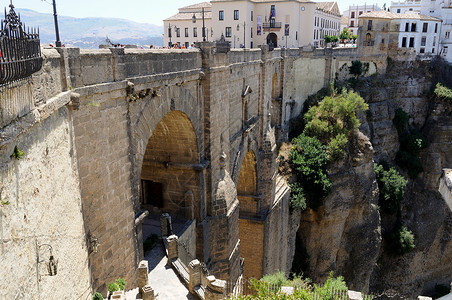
167 235 178 261
348 290 362 300
142 285 155 300
138 260 149 294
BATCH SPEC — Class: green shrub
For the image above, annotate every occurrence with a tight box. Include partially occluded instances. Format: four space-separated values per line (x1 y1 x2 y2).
327 133 348 161
393 108 428 178
289 134 331 210
399 130 428 156
388 225 415 255
115 278 127 290
10 145 25 160
349 60 363 77
288 182 306 210
374 163 407 214
313 272 347 299
92 292 104 300
262 272 288 288
434 83 452 101
393 108 409 134
107 282 119 294
395 150 424 179
303 89 368 160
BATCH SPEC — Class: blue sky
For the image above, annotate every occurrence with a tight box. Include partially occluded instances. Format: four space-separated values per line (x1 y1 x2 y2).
5 0 389 25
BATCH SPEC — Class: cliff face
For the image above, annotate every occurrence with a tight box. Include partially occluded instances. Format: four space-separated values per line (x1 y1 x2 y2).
294 60 452 297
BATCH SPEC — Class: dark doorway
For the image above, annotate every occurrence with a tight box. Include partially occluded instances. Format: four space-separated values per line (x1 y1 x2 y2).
266 33 278 48
142 180 163 208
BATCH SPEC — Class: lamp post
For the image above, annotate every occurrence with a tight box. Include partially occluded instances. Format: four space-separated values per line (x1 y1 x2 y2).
192 7 206 42
52 0 61 47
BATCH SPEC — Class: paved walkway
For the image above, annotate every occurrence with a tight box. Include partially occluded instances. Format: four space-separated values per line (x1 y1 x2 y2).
125 243 196 299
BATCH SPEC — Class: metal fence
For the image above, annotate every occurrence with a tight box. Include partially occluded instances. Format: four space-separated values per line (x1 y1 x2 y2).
177 240 194 274
0 3 42 85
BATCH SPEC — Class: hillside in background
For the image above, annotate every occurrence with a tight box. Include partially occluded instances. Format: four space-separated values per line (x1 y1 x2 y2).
16 8 163 48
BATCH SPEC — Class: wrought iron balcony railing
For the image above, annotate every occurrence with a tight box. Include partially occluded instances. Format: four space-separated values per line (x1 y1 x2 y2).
0 3 42 85
263 21 282 29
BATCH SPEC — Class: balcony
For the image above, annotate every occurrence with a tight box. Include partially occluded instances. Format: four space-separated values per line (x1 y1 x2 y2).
263 21 282 29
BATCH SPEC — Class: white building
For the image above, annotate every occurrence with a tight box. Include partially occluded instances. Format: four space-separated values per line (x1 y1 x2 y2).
390 0 422 14
163 2 213 48
420 0 452 62
343 4 382 36
164 0 341 49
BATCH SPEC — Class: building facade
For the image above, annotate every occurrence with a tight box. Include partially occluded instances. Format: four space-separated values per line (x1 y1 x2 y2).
390 0 422 14
358 10 441 57
165 0 340 49
163 2 213 48
420 0 452 62
343 4 382 36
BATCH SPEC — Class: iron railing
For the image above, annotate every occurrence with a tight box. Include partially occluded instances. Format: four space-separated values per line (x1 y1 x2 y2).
0 3 42 85
263 21 282 29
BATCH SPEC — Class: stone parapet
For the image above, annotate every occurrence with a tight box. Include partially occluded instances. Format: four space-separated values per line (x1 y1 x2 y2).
138 260 149 294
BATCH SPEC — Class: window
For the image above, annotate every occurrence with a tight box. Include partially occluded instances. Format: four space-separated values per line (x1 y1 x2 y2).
250 42 253 48
185 28 189 37
409 8 413 11
446 31 451 39
402 37 407 47
234 10 239 20
351 20 355 27
368 20 373 31
433 36 436 46
409 37 414 47
397 8 401 13
251 27 253 38
185 42 189 48
435 23 438 33
421 36 426 46
444 46 448 54
226 27 232 37
193 27 198 37
359 11 363 15
168 27 172 38
423 23 428 32
270 5 275 19
411 23 416 32
420 48 425 53
219 10 224 20
176 27 180 38
432 48 435 53
251 11 253 21
405 23 409 32
382 38 385 44
351 11 355 18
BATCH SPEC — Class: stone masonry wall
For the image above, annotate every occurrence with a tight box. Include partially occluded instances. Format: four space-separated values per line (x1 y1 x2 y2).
0 104 91 299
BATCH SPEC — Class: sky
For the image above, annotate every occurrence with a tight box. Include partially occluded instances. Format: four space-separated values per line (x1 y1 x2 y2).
5 0 390 25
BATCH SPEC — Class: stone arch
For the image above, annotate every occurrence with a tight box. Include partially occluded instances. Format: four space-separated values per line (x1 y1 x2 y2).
139 110 201 220
267 33 278 48
231 137 259 184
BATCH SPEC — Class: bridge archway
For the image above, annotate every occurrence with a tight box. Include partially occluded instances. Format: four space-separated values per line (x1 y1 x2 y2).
237 150 264 279
267 33 278 48
140 110 200 220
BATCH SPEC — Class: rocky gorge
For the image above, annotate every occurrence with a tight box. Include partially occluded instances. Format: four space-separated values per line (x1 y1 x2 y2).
285 59 452 298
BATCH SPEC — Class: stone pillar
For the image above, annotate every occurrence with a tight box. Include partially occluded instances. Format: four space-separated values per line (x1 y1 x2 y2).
348 290 363 300
142 285 155 300
204 275 226 300
188 259 202 294
138 260 149 294
167 235 178 261
160 213 172 237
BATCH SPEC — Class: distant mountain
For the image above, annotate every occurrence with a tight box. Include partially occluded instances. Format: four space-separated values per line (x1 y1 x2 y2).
16 8 163 48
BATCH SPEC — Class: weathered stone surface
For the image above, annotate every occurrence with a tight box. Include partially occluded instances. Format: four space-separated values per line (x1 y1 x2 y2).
298 130 381 293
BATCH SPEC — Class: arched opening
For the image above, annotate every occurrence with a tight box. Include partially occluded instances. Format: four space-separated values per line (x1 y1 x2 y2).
237 151 264 279
266 33 278 48
140 110 201 231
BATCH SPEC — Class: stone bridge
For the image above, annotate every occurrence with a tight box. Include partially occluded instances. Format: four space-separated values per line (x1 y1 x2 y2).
0 43 386 298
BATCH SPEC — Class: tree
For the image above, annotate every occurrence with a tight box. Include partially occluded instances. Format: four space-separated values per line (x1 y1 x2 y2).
339 28 351 45
351 35 357 43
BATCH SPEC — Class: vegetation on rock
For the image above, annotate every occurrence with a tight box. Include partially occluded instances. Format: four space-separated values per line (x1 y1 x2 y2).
387 224 415 255
289 89 368 210
10 145 25 160
92 292 104 300
434 82 452 101
230 272 348 300
393 108 428 179
374 163 407 215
